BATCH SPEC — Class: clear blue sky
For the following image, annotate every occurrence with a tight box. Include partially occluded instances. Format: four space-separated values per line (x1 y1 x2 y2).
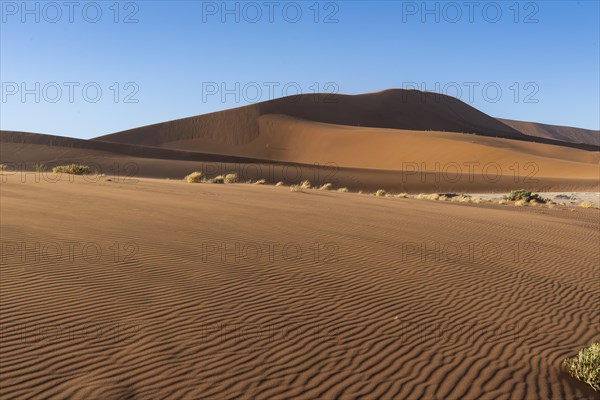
1 0 599 138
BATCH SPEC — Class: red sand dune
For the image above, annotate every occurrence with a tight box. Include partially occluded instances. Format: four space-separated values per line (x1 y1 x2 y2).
2 90 598 192
499 118 600 146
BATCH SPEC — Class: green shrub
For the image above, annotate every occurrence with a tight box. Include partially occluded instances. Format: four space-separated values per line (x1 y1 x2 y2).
184 171 203 183
52 164 92 175
504 189 548 204
564 342 599 391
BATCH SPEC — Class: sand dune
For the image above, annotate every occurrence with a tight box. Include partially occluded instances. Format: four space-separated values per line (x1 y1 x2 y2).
499 118 600 146
1 175 598 399
96 90 596 151
2 126 598 193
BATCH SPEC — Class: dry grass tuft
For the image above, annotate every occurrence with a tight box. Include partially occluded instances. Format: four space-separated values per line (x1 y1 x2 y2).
224 173 238 183
319 183 333 191
374 189 387 197
184 172 204 183
337 187 349 193
275 181 285 187
52 164 92 175
564 342 599 391
254 179 266 185
579 201 597 209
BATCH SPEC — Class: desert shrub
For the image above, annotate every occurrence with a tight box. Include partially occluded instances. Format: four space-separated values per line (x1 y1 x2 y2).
34 163 45 172
319 183 333 191
396 193 408 198
275 181 284 186
224 173 238 183
514 200 526 207
0 164 6 171
210 175 225 184
580 201 597 209
254 179 266 185
427 194 440 201
290 184 303 192
52 164 92 175
375 189 387 197
505 189 548 204
564 342 599 391
337 187 349 193
300 180 311 189
184 171 203 183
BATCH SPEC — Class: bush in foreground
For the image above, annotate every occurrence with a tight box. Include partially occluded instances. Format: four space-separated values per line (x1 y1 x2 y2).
52 164 92 175
564 342 599 391
185 172 203 183
580 201 597 209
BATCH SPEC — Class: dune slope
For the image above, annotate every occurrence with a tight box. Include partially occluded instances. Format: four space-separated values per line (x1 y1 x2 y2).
1 176 598 399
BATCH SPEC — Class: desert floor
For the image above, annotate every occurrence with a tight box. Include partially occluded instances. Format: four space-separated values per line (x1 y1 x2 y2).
1 175 598 399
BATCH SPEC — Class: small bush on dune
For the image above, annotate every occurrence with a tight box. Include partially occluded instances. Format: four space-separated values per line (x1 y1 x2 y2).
290 184 303 192
514 200 526 207
375 189 387 197
224 173 238 183
580 201 597 209
396 193 408 198
275 181 284 187
0 164 6 171
505 189 548 204
185 171 203 183
319 183 333 191
337 187 348 193
254 179 266 185
564 342 599 391
52 164 92 175
300 180 311 190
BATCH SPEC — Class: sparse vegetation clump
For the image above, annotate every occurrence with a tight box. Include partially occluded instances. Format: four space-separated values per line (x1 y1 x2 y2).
275 181 285 187
290 184 303 192
375 189 387 197
337 187 348 193
504 189 548 204
0 164 6 171
396 193 408 198
52 164 92 175
224 173 238 183
579 201 597 209
211 175 225 184
184 171 204 183
319 183 333 191
300 180 311 190
34 163 45 172
564 342 600 391
254 179 266 185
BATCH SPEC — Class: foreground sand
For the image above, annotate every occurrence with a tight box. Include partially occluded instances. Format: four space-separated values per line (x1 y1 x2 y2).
1 175 599 399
